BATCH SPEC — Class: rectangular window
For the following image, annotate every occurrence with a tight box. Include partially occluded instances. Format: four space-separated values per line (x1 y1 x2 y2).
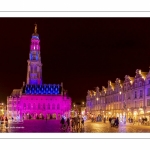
140 90 143 98
135 91 137 98
147 99 150 106
147 88 150 96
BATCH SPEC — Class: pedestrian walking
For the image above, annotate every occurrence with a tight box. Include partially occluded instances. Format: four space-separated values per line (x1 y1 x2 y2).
133 118 136 125
74 117 78 130
60 116 65 129
66 117 70 130
115 117 119 127
77 116 81 129
104 117 106 123
71 118 75 131
81 117 84 128
5 117 8 130
109 117 112 125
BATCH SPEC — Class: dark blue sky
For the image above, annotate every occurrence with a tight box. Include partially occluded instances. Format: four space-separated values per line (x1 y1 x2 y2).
0 18 150 103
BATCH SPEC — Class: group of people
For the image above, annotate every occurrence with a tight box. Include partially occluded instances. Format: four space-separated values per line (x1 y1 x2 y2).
91 114 103 122
128 117 148 125
90 114 107 123
60 115 85 132
109 117 119 127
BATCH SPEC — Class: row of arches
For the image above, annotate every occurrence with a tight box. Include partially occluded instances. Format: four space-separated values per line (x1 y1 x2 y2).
23 103 60 110
22 113 60 120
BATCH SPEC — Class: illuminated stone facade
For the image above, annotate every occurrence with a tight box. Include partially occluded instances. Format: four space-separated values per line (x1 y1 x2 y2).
0 103 6 117
86 69 150 121
7 24 72 120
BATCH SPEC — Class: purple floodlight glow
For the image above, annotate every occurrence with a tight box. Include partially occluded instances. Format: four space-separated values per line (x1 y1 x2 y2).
30 38 40 51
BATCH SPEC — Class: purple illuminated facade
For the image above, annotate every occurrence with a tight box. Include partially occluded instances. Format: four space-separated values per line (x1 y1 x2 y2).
7 24 72 120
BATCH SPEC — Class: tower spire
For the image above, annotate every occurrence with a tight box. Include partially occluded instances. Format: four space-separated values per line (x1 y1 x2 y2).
26 24 42 85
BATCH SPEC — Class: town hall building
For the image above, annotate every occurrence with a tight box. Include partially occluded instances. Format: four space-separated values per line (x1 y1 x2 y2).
7 24 72 120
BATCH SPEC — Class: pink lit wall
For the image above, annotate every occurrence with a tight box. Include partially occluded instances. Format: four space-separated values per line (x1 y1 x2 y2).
7 94 71 120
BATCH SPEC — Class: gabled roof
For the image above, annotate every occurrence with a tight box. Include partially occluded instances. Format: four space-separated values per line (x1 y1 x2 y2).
129 77 134 81
141 72 148 78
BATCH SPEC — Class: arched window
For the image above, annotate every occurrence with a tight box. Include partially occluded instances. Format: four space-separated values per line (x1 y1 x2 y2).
23 103 26 110
43 104 45 110
48 103 50 110
135 91 137 98
28 103 31 110
52 104 55 110
57 104 60 110
33 103 36 109
38 103 40 109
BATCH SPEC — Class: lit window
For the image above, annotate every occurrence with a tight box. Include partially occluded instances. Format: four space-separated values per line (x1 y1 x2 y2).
28 103 31 110
38 103 40 109
47 104 50 109
23 103 26 110
43 104 45 110
52 104 55 110
33 103 36 109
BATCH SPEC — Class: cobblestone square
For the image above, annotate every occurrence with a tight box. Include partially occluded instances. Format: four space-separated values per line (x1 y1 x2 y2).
0 120 150 133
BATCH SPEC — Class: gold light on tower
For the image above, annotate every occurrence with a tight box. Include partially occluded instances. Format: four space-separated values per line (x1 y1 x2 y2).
34 23 37 33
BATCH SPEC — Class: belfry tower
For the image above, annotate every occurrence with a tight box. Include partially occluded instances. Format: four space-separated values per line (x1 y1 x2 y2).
26 24 42 85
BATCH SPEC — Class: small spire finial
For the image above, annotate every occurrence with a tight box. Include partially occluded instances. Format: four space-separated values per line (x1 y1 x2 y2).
34 23 37 33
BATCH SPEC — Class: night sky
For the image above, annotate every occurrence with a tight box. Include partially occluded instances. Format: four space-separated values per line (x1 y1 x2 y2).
1 18 150 104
